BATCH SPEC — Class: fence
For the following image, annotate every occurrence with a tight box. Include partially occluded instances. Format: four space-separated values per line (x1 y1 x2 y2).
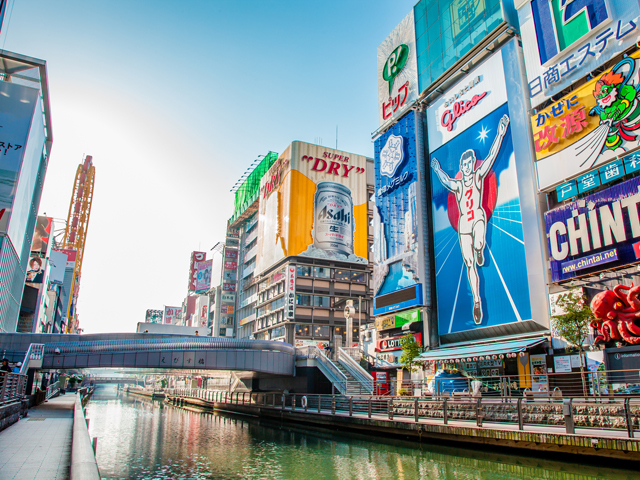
0 371 27 405
166 387 640 438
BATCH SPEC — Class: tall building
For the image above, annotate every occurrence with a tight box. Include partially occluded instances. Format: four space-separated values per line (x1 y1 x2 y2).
0 51 53 332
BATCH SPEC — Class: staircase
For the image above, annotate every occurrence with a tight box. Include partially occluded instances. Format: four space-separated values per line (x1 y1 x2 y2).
334 362 370 396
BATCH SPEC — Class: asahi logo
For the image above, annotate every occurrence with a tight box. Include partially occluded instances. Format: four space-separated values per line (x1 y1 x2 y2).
318 205 351 225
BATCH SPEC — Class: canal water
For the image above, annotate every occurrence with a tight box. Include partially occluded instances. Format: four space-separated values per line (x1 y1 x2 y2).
86 386 636 480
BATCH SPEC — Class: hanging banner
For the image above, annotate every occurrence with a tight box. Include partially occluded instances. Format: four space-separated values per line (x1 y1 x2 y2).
285 265 296 320
195 259 212 292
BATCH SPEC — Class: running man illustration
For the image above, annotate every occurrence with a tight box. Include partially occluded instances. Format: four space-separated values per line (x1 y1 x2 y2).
430 114 510 325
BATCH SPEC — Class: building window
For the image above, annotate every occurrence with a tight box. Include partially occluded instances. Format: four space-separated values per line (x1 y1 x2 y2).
271 326 285 339
335 270 350 281
314 325 330 339
296 265 311 277
296 294 311 306
295 324 311 337
313 296 330 308
313 267 331 279
351 272 365 283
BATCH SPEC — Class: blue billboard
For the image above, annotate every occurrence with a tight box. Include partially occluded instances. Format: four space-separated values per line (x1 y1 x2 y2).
373 110 422 313
545 175 640 282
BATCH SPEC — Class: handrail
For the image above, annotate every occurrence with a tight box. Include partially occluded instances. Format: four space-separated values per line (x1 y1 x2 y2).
337 347 373 393
19 343 45 374
0 371 27 404
46 381 60 400
304 346 348 394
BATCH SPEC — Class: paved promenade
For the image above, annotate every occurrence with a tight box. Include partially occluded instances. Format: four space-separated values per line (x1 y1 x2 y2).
0 394 76 480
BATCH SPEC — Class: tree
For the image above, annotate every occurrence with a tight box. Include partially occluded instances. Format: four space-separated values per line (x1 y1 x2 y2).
399 333 422 373
550 290 593 395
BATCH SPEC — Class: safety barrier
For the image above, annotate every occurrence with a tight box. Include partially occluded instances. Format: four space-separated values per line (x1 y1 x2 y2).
0 371 27 405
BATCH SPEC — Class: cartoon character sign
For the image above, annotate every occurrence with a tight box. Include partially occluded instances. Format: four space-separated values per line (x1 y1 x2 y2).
430 104 532 335
431 115 510 324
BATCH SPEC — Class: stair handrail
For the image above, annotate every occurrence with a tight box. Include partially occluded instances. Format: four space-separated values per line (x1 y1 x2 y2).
306 346 348 394
19 343 45 375
337 347 374 393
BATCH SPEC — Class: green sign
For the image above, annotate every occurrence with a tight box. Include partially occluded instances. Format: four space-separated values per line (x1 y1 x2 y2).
395 308 421 328
383 44 409 95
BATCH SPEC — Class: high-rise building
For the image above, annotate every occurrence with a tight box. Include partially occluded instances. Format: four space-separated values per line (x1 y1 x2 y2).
0 51 53 332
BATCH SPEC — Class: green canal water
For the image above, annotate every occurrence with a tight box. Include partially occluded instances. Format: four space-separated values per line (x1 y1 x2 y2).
86 386 636 480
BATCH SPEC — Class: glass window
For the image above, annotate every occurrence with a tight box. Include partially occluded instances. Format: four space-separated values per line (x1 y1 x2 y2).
351 272 365 283
313 267 332 279
296 265 311 277
418 52 429 75
334 326 345 336
427 20 441 46
313 296 331 308
295 324 311 337
417 32 429 57
443 46 457 71
427 2 439 26
296 294 311 306
414 0 426 23
334 270 350 281
313 325 330 339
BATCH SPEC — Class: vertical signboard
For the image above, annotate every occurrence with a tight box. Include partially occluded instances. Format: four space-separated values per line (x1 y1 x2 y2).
531 50 640 190
517 0 640 108
373 110 422 304
30 216 52 254
0 82 39 234
427 49 532 335
256 142 369 275
195 259 212 293
377 10 419 126
285 265 296 320
188 251 206 291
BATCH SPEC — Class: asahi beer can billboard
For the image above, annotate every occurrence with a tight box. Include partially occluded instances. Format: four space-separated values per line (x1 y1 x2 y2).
255 141 369 275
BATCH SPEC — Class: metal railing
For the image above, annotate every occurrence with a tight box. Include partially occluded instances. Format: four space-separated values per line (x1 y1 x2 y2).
0 371 27 404
296 346 348 394
166 388 640 439
337 347 373 394
46 381 60 400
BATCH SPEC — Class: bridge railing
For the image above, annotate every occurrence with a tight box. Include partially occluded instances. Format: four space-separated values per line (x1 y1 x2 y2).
337 347 373 394
166 388 640 439
0 371 27 404
297 346 348 394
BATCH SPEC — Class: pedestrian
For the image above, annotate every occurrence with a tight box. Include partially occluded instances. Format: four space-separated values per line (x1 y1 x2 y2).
12 362 21 373
1 359 11 373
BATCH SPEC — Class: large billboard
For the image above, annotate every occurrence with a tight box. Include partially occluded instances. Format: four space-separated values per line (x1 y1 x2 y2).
188 251 206 291
427 50 532 335
256 142 369 275
531 50 640 191
373 110 423 310
377 10 419 126
0 82 39 234
517 0 640 108
545 175 640 282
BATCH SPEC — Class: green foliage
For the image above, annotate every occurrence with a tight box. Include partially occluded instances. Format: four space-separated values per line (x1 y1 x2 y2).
399 334 422 372
551 291 592 354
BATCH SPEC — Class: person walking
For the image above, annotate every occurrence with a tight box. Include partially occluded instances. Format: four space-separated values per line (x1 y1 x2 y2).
1 359 11 372
12 362 21 373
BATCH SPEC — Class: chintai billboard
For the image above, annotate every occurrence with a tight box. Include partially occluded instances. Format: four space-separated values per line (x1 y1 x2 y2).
545 174 640 282
426 40 549 338
255 141 369 275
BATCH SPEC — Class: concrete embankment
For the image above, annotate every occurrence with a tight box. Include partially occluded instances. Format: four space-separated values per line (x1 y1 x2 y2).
166 394 640 463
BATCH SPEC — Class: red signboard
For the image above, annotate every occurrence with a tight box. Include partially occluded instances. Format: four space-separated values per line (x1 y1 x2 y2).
634 241 640 259
189 251 206 291
225 249 238 259
224 260 238 270
223 283 236 292
376 333 422 352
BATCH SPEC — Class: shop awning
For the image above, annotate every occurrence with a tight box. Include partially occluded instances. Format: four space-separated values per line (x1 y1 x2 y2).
417 338 547 362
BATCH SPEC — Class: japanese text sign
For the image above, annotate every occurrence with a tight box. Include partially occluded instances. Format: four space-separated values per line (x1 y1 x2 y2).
285 266 296 320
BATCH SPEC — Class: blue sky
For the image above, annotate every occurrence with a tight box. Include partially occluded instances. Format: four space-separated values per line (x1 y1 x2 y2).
0 0 416 332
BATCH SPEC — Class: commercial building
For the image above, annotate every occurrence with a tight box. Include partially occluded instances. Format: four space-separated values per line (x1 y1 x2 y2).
0 51 53 332
374 0 555 390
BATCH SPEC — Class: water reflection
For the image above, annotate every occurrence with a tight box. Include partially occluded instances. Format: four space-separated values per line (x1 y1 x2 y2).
86 386 636 480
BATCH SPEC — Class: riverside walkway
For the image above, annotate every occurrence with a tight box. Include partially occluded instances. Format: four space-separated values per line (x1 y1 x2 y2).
0 394 75 480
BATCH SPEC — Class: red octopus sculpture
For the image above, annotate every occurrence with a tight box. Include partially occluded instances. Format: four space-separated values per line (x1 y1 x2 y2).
590 284 640 345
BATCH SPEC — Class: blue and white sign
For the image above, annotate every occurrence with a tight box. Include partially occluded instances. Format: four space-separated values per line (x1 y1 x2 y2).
623 151 640 174
517 0 640 108
599 159 624 184
556 180 577 201
373 110 421 306
545 174 640 282
576 170 601 193
379 134 405 177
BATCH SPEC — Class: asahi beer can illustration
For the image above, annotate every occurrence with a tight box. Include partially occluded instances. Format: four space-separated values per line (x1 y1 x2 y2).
313 182 354 255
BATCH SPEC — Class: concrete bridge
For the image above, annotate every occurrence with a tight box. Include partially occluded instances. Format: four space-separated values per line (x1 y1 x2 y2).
0 333 295 376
